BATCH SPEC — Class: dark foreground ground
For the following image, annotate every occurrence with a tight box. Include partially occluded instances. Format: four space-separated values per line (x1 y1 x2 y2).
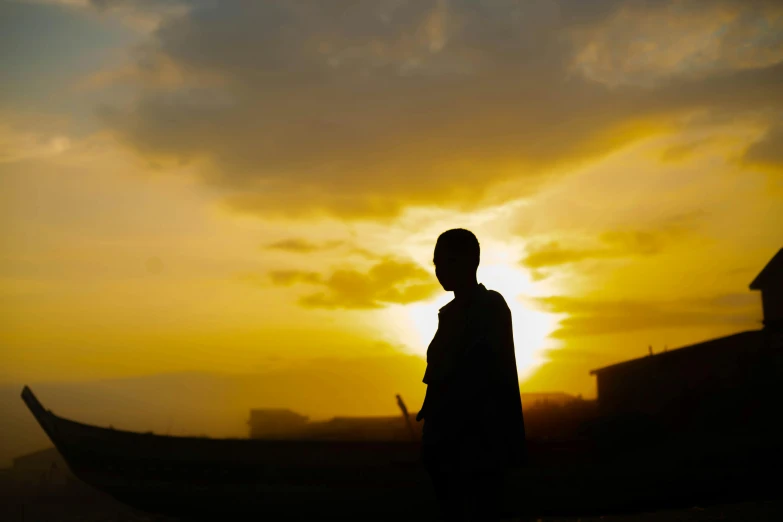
1 477 781 522
3 434 779 521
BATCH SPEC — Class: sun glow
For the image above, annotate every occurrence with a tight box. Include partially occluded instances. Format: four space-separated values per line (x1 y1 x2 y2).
391 246 562 382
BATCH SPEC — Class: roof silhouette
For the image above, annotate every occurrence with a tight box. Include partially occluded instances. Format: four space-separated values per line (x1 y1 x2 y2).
749 247 783 290
589 330 762 376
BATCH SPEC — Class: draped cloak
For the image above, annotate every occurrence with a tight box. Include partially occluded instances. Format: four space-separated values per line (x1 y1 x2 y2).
418 283 527 472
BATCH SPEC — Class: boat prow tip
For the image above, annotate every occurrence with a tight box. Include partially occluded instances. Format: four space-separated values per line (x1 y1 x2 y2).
21 386 47 418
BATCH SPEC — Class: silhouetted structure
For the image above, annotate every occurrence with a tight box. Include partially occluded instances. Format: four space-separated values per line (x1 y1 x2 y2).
522 396 598 441
590 248 783 436
247 409 309 438
520 392 579 409
248 408 421 441
750 247 783 331
301 414 421 440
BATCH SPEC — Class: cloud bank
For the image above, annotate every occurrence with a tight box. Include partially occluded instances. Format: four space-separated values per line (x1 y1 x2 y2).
265 257 439 309
90 0 783 219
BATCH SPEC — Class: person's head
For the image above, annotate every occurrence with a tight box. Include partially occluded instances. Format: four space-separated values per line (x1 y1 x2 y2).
433 228 480 292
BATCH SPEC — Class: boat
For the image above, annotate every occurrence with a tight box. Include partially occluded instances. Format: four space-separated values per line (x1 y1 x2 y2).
21 386 781 520
21 386 434 520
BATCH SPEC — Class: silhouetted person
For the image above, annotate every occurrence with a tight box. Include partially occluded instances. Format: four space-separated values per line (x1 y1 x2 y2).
417 229 526 521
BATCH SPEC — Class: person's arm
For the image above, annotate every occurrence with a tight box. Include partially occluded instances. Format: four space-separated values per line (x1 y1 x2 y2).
495 301 528 466
416 387 428 422
460 299 511 426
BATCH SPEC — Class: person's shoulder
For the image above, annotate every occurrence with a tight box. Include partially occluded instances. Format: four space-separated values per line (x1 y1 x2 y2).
439 298 457 313
483 288 511 312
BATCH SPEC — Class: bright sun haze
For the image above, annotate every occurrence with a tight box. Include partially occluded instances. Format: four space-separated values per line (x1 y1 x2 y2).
402 242 562 381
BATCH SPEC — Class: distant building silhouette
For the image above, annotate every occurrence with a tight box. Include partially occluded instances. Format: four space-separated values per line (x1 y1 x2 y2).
248 409 309 438
750 247 783 332
248 408 422 441
247 396 593 442
299 414 421 441
520 392 579 409
589 248 783 436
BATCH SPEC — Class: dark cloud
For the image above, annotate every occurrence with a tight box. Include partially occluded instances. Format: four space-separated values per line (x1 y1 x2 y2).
89 0 179 9
598 230 667 254
531 292 761 338
659 138 714 162
264 238 345 254
743 124 783 170
263 238 381 260
522 228 679 269
268 270 323 286
522 241 618 269
94 0 783 218
268 257 439 309
520 210 708 271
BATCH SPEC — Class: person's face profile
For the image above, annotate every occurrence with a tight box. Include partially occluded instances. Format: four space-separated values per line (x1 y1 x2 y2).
433 245 470 292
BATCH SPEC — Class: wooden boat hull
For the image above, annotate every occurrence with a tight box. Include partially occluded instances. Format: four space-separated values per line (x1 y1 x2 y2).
21 387 437 519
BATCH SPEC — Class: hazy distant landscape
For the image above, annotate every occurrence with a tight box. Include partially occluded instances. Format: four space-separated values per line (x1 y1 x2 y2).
0 355 433 467
1 364 589 467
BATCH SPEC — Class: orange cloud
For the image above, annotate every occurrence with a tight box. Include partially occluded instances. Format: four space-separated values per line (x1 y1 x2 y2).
268 270 323 287
521 226 688 269
267 258 439 310
264 238 345 254
531 293 761 338
263 238 379 259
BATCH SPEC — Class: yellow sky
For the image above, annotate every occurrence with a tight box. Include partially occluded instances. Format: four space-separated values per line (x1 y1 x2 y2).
1 0 782 422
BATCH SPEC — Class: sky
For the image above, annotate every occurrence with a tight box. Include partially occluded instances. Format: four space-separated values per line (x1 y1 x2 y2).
1 0 782 456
